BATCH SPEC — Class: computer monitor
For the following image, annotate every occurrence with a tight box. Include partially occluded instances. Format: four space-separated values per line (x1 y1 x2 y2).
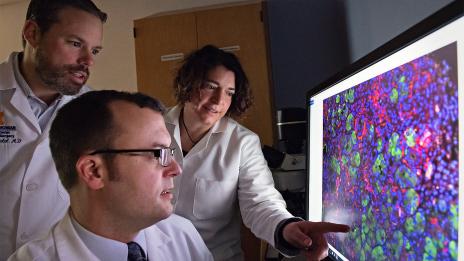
306 1 463 260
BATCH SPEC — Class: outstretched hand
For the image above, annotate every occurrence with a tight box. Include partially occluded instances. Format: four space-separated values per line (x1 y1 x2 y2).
282 221 350 261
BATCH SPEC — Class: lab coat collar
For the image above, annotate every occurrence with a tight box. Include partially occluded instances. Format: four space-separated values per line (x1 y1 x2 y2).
1 52 41 133
54 212 173 261
59 212 173 260
1 52 89 135
70 214 129 261
164 105 182 152
144 223 172 257
0 53 18 91
55 212 100 260
9 88 73 136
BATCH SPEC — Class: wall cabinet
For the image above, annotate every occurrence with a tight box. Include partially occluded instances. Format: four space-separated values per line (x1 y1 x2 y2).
134 1 275 146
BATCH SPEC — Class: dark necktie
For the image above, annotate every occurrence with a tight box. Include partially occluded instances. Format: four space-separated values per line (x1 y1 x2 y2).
127 241 147 261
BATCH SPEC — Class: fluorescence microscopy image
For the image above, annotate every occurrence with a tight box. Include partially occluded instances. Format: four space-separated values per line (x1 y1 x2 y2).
322 42 459 261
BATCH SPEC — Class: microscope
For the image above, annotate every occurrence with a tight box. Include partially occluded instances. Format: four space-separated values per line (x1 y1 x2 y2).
263 107 306 219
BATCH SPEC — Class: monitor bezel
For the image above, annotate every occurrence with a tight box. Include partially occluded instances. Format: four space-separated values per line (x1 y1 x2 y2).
305 0 464 260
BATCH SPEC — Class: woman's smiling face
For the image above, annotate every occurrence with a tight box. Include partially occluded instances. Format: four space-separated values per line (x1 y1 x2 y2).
185 65 236 128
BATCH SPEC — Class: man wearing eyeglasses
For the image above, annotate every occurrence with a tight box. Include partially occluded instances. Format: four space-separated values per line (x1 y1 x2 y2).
8 90 213 261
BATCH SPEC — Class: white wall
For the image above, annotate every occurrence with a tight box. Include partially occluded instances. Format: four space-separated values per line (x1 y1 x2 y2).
0 1 29 58
0 0 239 92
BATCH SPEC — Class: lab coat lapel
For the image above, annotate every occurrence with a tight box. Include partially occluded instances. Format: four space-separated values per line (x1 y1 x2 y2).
42 96 70 134
0 53 41 134
9 87 41 134
184 128 210 157
54 213 99 261
163 105 210 160
164 106 183 165
144 225 171 259
186 116 228 157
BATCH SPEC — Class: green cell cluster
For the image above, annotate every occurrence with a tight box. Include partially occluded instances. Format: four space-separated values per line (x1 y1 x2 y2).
390 88 399 103
330 156 341 176
404 127 416 147
372 154 386 174
395 166 417 188
351 152 361 167
376 229 386 245
388 132 402 160
450 204 458 231
399 75 409 97
392 231 404 259
346 113 354 131
351 131 357 147
376 138 383 152
345 88 355 103
449 240 457 260
423 237 437 259
404 189 420 215
372 246 387 261
349 166 357 179
414 212 426 233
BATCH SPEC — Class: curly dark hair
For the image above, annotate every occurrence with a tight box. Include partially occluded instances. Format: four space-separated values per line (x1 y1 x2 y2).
174 45 253 118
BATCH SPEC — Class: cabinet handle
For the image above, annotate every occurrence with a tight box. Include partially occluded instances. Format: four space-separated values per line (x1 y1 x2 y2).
160 53 184 62
219 45 240 53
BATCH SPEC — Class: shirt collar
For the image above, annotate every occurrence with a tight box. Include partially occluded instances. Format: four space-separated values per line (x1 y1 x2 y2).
70 215 148 261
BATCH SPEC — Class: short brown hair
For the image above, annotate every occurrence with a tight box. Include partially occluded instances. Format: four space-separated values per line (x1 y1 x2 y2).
50 90 164 190
23 0 107 47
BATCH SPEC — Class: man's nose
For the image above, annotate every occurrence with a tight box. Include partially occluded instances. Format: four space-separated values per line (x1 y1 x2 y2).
164 158 182 177
77 48 95 67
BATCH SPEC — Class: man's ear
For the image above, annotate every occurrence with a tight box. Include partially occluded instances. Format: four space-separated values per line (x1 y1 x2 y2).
22 20 41 49
76 155 105 190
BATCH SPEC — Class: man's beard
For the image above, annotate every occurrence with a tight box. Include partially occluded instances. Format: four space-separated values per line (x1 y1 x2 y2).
35 47 90 96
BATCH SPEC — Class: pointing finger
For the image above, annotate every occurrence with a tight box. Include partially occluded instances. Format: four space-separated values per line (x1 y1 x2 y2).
306 222 350 234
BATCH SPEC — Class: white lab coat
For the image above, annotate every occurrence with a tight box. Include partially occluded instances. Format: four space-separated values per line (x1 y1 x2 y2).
164 105 294 260
0 53 88 260
7 212 213 261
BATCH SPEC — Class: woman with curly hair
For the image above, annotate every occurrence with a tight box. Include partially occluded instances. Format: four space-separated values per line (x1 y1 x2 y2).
164 45 349 261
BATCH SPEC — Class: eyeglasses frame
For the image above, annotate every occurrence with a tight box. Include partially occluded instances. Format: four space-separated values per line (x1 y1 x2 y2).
88 148 175 167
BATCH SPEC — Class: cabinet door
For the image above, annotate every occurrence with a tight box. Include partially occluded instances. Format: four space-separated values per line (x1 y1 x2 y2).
196 3 275 146
134 13 197 107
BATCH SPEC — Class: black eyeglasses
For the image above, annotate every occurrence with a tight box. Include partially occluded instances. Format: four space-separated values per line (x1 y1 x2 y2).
89 148 175 167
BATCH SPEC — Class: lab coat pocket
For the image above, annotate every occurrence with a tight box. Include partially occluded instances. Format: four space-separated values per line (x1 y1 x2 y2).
193 177 236 220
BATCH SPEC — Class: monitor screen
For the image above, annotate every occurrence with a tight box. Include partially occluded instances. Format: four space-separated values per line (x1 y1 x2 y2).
306 1 463 260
